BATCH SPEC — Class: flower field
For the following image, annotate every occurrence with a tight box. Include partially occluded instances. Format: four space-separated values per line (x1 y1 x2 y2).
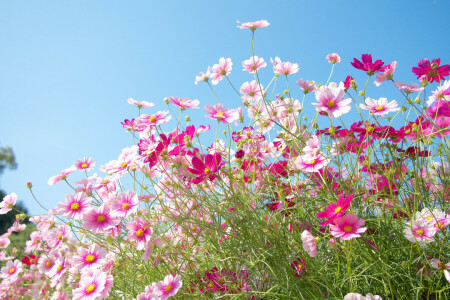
1 20 449 299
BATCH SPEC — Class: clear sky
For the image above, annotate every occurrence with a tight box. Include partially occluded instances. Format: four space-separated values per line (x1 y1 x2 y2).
1 0 449 216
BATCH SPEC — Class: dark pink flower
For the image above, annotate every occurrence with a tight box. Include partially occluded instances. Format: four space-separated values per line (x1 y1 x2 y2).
412 58 450 83
330 214 367 241
351 54 387 75
186 153 225 184
317 194 353 226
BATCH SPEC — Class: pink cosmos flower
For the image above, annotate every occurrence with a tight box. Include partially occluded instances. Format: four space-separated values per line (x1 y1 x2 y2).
430 258 450 283
83 205 120 234
0 193 17 214
111 191 139 218
204 104 240 124
316 194 353 226
403 219 437 243
303 135 321 157
297 79 318 94
236 20 270 31
195 66 211 84
1 259 23 280
326 53 341 64
359 97 400 117
126 217 152 251
168 96 200 110
344 293 382 300
186 153 226 184
73 157 95 171
312 82 351 118
154 274 182 300
45 224 71 249
136 111 172 128
0 236 10 249
48 167 75 186
329 214 367 241
272 58 299 76
393 81 423 93
210 58 232 85
295 154 329 173
374 61 397 86
240 80 264 101
127 98 154 108
301 230 317 257
242 56 267 73
412 58 450 83
72 271 107 300
56 192 91 220
427 80 450 106
351 54 387 75
73 244 107 271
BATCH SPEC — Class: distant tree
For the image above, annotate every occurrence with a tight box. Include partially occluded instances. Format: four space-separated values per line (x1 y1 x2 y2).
0 146 17 175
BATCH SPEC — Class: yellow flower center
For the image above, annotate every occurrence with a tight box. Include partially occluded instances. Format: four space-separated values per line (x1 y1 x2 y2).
415 229 424 236
297 264 303 270
344 225 353 233
191 226 197 231
204 167 211 174
9 267 15 274
97 215 105 222
57 265 63 271
121 162 128 169
122 203 130 210
165 284 173 292
86 284 96 293
216 112 224 117
57 234 63 240
207 282 214 287
220 70 227 75
85 254 96 262
46 261 52 267
426 216 433 221
367 126 374 133
71 203 80 210
309 160 316 165
334 206 342 213
326 100 335 108
149 116 157 123
436 222 443 229
81 163 88 169
251 65 257 70
136 229 144 237
437 261 446 270
249 91 255 96
375 106 384 111
102 180 109 184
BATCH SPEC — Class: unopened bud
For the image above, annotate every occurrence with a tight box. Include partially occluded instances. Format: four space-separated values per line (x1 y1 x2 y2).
283 90 288 95
222 130 227 134
26 182 32 189
164 98 169 105
401 107 407 111
185 116 190 122
359 91 365 96
415 98 421 104
350 80 357 89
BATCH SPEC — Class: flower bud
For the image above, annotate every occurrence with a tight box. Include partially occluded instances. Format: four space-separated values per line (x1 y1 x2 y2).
222 130 227 134
185 116 190 122
350 80 357 90
26 181 32 189
359 91 365 96
329 238 337 247
164 98 169 105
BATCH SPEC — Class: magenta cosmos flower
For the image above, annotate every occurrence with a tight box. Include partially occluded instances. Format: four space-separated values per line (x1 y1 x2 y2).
0 193 17 214
204 104 239 124
111 191 139 218
329 214 367 242
242 56 266 73
351 54 387 75
312 82 351 118
73 157 95 171
56 192 91 220
187 153 226 184
412 58 450 83
301 230 317 257
317 194 353 226
154 274 183 300
136 111 172 128
359 97 400 117
236 19 270 31
374 61 397 86
1 259 23 280
83 205 120 234
210 57 232 85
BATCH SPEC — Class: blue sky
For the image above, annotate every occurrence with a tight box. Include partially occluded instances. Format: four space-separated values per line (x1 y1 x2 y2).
1 1 449 216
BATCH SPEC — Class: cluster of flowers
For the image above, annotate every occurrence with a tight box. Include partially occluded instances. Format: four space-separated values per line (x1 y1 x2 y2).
0 19 449 299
